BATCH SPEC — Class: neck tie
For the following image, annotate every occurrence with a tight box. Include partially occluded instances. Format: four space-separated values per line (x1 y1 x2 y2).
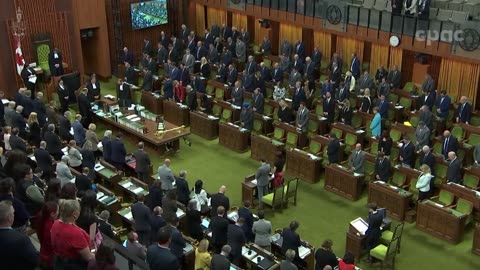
460 103 465 115
380 159 383 165
444 137 449 153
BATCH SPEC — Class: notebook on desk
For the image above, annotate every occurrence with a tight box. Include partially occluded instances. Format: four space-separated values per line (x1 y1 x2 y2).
258 256 275 270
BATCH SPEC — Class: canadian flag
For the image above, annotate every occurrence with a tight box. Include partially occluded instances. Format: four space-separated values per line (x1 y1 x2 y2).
15 36 25 75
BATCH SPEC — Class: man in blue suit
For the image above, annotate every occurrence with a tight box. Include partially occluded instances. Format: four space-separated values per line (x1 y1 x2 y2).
252 88 265 114
110 133 126 170
399 135 415 167
194 41 207 60
243 73 256 93
226 64 238 86
350 53 361 78
163 76 174 100
221 47 232 66
322 79 334 97
72 114 86 146
377 95 389 119
292 54 304 75
169 64 181 82
191 74 205 94
292 81 307 111
146 226 179 270
456 96 471 124
271 63 283 83
294 40 305 60
436 90 451 119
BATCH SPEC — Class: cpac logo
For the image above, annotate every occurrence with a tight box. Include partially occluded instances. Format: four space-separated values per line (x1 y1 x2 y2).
415 30 465 45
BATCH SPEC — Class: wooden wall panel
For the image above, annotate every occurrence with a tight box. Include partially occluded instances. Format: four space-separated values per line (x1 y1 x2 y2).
232 13 248 31
206 7 227 29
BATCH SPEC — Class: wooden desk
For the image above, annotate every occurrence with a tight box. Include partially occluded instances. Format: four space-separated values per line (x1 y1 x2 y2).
310 113 329 136
242 175 257 208
286 148 322 184
330 122 366 145
474 223 480 255
163 100 190 126
117 206 134 230
355 110 374 127
97 184 122 226
254 113 274 135
214 100 241 123
250 134 285 164
325 164 364 201
189 111 219 139
95 161 122 189
116 177 149 203
416 200 467 244
441 183 480 221
270 233 315 270
219 122 250 152
274 122 308 148
393 165 422 186
346 222 366 262
242 244 280 270
208 79 232 100
94 111 190 154
368 181 413 221
141 91 164 114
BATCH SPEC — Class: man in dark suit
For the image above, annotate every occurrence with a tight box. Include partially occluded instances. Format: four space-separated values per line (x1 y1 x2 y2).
456 96 471 124
122 47 134 65
143 38 153 56
387 65 401 88
75 167 93 197
350 53 361 78
337 83 349 103
102 130 112 163
210 206 229 253
323 91 335 123
167 215 186 263
231 80 244 106
294 40 305 60
375 65 388 83
312 47 322 68
436 90 451 119
252 88 264 114
227 217 246 265
399 135 415 167
9 128 27 153
259 62 271 82
418 0 431 19
21 64 37 94
419 105 434 131
446 151 461 183
175 170 190 206
303 57 315 82
77 88 91 127
208 43 219 64
204 29 214 48
420 145 436 172
210 186 230 217
133 142 151 183
281 221 301 262
441 130 459 159
238 201 255 242
271 63 283 83
0 200 39 270
292 54 304 75
124 62 136 85
421 74 435 93
296 102 309 133
57 79 70 113
216 63 228 83
377 95 389 119
292 81 307 111
117 79 132 108
374 152 391 181
48 48 64 76
418 90 435 111
195 41 207 60
211 245 231 270
391 0 403 14
32 92 47 127
86 76 101 103
240 104 254 131
244 56 258 75
221 47 233 66
364 203 383 263
146 226 179 270
260 36 271 55
44 124 63 161
34 141 53 182
329 62 341 88
327 133 340 164
131 194 152 246
221 23 232 41
186 86 197 111
227 64 238 86
111 133 127 170
143 68 153 92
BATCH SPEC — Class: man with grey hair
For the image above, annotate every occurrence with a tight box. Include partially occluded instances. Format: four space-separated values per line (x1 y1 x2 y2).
158 159 175 193
349 143 366 174
415 121 430 151
182 48 194 73
34 140 53 181
210 245 231 269
45 123 63 160
281 249 298 270
420 145 435 175
102 130 113 163
4 101 16 127
175 170 190 206
133 141 151 182
14 105 27 138
57 155 75 187
33 91 47 126
0 200 39 270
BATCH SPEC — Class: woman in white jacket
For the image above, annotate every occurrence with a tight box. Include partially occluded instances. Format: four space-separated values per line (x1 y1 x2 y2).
416 164 433 201
190 179 209 212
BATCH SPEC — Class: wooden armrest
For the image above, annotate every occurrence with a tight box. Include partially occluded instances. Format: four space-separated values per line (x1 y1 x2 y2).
302 146 309 151
431 196 439 200
400 184 409 190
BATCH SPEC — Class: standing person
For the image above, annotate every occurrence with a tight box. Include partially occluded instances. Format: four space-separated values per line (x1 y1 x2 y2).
34 141 53 182
126 231 147 260
252 210 272 251
81 141 96 180
67 140 83 172
280 249 298 270
370 107 382 138
210 185 230 217
175 170 190 206
364 203 383 263
348 144 366 174
56 156 75 187
210 206 229 253
133 142 151 183
87 242 119 270
49 48 64 76
167 215 186 265
35 201 59 270
314 240 338 270
110 133 126 171
417 164 433 201
158 159 175 193
190 180 209 212
85 124 100 158
256 160 271 207
374 152 391 182
238 200 254 242
0 200 40 270
146 226 180 270
101 130 112 163
281 221 302 263
132 194 152 246
194 239 212 270
327 133 340 165
57 80 70 113
227 217 246 265
186 200 203 241
77 88 91 127
27 112 41 147
117 79 132 108
446 151 461 183
210 245 231 269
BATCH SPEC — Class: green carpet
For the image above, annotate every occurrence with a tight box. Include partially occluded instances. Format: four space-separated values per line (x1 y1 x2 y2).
91 77 477 270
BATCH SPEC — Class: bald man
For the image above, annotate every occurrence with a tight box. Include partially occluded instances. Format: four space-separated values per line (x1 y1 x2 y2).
210 185 230 217
348 143 365 174
158 159 175 192
441 130 459 159
446 151 461 184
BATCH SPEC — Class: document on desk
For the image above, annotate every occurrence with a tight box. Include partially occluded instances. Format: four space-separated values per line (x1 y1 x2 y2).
125 114 137 120
353 173 364 177
251 179 258 185
28 76 37 84
132 187 144 195
242 247 257 260
201 218 210 228
94 164 105 172
207 115 219 120
124 211 133 221
121 181 133 189
227 211 239 222
183 243 194 253
298 246 311 259
270 233 281 243
350 217 368 235
176 208 185 217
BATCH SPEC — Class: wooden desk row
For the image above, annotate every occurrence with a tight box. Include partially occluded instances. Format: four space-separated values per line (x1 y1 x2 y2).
368 181 413 221
325 164 365 201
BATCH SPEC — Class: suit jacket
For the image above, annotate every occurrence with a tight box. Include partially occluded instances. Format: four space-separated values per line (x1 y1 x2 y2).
377 82 391 97
288 72 302 87
117 83 132 103
256 163 271 187
420 110 433 131
323 98 335 122
235 41 246 62
292 59 304 74
126 240 146 260
240 108 253 130
210 216 229 246
77 93 90 119
375 68 388 82
312 50 322 67
143 71 153 92
222 50 233 66
72 120 86 146
349 151 366 174
125 66 136 85
163 79 173 99
227 224 246 263
418 93 435 111
252 219 272 246
377 100 389 119
0 227 39 270
158 165 175 190
122 50 134 65
9 134 27 152
221 26 232 40
400 142 415 167
187 89 198 111
44 131 62 156
22 97 33 118
280 260 298 270
240 32 250 44
210 193 230 217
131 202 151 232
420 151 436 171
86 82 100 102
272 68 283 82
330 67 341 87
337 87 349 102
146 245 179 270
387 70 401 88
292 88 307 111
304 62 315 81
48 51 64 76
231 87 244 106
34 148 53 172
457 102 471 123
260 39 272 55
204 33 214 47
110 138 126 164
208 48 219 64
375 157 391 181
245 61 258 75
227 68 238 86
422 77 435 93
210 254 230 270
358 75 375 90
75 174 93 196
350 57 360 77
415 126 430 149
169 226 186 259
281 228 301 256
296 108 309 132
32 98 47 125
280 57 291 73
102 136 112 161
361 96 373 113
195 46 207 60
327 138 340 163
252 93 264 114
175 177 190 205
340 107 353 126
442 135 459 158
447 158 461 183
436 95 451 118
295 42 305 59
278 107 293 123
216 65 228 83
133 149 151 173
156 47 168 65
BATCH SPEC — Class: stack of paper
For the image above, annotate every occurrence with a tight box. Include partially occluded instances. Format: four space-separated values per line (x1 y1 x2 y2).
176 208 185 217
251 179 258 185
298 246 311 259
132 187 144 195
